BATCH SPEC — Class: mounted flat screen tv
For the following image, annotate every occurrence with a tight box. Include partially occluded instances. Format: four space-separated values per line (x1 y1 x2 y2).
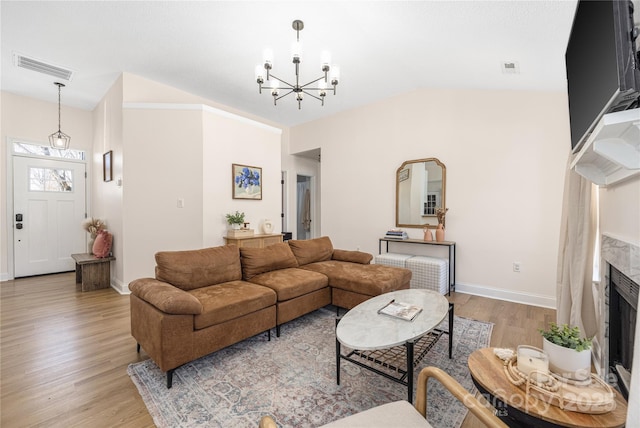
565 0 640 152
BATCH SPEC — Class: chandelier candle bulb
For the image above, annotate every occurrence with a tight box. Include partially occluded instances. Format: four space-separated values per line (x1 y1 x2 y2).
263 49 273 67
255 66 264 89
517 345 549 382
331 65 340 91
321 50 331 72
291 41 302 62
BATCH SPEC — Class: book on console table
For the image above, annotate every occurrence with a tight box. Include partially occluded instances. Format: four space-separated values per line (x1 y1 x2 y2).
377 299 423 321
385 229 408 240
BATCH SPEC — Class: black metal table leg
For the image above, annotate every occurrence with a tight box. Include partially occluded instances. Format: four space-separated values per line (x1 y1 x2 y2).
448 302 454 359
336 319 341 385
406 340 414 403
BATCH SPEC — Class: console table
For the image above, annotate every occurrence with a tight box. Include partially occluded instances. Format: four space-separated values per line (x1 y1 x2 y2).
224 233 283 248
379 238 456 293
71 253 115 292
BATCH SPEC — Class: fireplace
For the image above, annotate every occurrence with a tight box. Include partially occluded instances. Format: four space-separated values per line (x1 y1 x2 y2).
597 234 640 400
608 265 638 398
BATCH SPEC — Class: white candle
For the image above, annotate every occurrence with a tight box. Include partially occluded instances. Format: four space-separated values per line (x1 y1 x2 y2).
517 345 549 382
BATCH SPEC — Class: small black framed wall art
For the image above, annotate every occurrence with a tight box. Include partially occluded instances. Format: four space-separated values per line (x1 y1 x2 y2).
103 150 113 182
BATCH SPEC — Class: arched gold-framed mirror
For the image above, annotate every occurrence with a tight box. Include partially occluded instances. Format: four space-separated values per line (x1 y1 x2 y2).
396 158 446 229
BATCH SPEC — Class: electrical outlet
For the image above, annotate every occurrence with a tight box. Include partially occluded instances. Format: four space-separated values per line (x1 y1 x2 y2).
513 262 521 273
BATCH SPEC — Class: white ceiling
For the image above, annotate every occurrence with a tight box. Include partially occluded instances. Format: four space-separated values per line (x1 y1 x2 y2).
0 1 591 127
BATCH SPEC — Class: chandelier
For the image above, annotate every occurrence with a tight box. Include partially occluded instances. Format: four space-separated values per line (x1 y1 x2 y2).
255 20 340 109
48 82 71 150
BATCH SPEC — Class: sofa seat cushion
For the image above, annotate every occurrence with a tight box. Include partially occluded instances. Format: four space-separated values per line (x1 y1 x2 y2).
240 243 299 280
189 281 276 330
288 236 334 266
156 245 242 291
320 401 429 427
302 261 411 296
248 268 329 301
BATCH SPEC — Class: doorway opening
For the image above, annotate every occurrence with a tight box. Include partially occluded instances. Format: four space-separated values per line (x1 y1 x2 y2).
296 174 312 240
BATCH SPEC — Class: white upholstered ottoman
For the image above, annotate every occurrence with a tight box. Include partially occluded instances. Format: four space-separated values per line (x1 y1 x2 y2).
406 256 448 294
374 253 413 268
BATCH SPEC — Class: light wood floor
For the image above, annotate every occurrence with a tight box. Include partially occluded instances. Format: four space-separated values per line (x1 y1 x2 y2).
0 273 555 427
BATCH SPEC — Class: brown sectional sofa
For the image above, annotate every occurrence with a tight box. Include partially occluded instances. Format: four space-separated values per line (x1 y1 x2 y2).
129 236 410 388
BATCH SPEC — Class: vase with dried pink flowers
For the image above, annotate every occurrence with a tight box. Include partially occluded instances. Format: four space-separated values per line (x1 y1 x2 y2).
82 217 106 254
435 207 449 242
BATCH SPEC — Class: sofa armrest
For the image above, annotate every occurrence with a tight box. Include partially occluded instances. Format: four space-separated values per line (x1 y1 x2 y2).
129 278 203 315
332 249 373 265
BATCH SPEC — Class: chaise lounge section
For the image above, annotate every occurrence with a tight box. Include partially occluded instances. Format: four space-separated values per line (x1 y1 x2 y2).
288 236 412 310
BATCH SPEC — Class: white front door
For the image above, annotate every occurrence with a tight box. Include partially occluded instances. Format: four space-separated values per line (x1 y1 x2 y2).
13 156 86 277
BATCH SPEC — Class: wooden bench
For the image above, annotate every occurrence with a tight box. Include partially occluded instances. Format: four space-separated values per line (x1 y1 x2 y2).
71 253 115 292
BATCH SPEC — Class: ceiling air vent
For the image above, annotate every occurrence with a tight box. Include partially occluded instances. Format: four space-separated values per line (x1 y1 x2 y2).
13 53 74 81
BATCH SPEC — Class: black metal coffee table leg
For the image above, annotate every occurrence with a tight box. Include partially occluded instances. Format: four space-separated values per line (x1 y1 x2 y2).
406 340 414 403
449 302 454 358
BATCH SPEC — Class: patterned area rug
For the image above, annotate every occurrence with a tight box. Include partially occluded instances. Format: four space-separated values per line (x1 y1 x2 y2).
128 307 492 428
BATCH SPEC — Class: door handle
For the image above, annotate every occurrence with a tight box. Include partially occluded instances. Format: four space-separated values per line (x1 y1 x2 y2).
16 214 23 222
16 223 23 229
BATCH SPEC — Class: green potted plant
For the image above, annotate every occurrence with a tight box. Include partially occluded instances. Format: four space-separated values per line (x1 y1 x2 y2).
225 211 245 230
539 322 592 381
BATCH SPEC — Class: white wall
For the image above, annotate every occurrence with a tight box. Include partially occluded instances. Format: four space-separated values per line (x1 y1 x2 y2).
91 76 124 287
202 107 282 246
1 91 93 280
116 74 284 286
599 176 640 245
288 88 570 307
122 107 205 283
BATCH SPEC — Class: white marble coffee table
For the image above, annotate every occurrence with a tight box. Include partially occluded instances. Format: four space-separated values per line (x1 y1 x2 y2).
335 289 453 403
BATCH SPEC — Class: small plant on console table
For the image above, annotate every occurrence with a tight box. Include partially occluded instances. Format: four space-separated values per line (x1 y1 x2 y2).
225 211 245 229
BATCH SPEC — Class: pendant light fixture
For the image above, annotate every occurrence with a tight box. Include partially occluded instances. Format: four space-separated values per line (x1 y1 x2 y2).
49 82 71 150
255 20 340 109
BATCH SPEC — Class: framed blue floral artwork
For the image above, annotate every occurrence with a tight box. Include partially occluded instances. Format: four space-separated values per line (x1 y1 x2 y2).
232 164 262 200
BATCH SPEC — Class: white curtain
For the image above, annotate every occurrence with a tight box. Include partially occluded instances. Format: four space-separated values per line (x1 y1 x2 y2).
556 156 597 338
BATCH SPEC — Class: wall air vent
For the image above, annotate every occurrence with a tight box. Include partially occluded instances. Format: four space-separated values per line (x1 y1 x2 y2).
13 53 74 81
501 61 520 74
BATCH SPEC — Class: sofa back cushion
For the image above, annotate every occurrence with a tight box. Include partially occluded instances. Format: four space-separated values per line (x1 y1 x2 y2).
155 245 242 291
288 236 334 266
240 242 299 280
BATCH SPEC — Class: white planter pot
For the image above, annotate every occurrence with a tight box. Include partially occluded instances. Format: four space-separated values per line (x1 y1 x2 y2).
542 338 591 381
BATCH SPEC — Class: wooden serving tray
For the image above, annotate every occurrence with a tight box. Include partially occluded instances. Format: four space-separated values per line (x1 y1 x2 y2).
505 357 615 414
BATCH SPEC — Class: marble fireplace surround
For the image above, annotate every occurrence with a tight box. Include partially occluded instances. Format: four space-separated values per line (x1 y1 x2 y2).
594 234 640 378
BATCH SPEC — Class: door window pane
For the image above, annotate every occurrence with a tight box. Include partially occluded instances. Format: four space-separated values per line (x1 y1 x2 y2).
29 167 73 192
13 142 85 160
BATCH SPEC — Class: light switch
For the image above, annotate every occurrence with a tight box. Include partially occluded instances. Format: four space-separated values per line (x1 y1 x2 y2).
177 198 184 208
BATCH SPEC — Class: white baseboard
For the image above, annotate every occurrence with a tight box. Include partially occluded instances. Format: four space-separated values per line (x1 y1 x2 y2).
0 272 11 282
455 282 556 309
111 278 130 295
